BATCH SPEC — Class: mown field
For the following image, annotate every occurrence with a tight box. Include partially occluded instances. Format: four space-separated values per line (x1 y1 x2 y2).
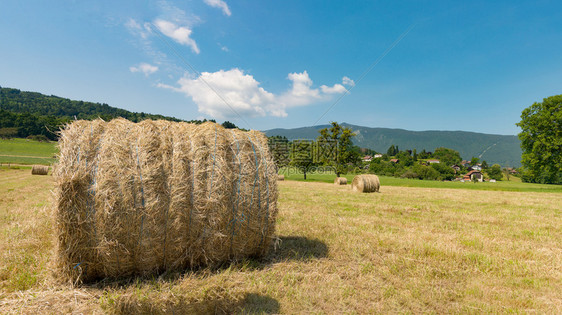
280 168 562 193
0 167 560 314
0 138 57 165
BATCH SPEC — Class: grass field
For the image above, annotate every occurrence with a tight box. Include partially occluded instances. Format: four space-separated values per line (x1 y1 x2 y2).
280 168 562 193
0 168 561 313
0 138 58 165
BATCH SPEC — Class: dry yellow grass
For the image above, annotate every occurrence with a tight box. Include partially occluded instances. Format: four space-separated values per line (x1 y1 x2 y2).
1 168 561 313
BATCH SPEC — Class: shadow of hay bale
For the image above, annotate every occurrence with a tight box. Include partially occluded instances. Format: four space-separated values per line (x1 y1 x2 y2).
268 236 329 262
238 293 280 314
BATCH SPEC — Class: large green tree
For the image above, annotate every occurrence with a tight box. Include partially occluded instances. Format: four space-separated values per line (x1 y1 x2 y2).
487 164 503 181
433 147 462 166
317 122 360 177
289 140 317 180
516 94 562 184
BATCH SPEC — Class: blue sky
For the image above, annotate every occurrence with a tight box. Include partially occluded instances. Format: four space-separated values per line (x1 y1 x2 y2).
1 0 561 135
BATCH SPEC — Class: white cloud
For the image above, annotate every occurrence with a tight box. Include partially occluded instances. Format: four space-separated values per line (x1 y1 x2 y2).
125 18 150 40
158 69 350 119
220 45 229 52
320 83 347 94
342 76 355 87
204 0 232 16
154 19 200 54
158 69 278 118
130 63 159 76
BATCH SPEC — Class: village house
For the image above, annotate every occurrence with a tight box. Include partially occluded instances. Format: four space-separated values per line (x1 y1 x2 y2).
427 159 440 164
451 165 461 172
373 154 383 158
362 155 372 162
463 170 483 182
390 158 399 163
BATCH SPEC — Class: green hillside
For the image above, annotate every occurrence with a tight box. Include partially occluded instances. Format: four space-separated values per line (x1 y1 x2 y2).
265 123 522 167
0 86 188 140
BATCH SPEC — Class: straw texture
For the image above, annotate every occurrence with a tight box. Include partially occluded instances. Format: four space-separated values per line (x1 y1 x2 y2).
277 175 285 181
53 119 278 283
351 175 380 193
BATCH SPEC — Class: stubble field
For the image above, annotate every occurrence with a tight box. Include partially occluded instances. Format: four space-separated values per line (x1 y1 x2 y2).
0 167 560 313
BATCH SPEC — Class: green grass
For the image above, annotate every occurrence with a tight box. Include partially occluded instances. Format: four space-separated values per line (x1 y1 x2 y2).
279 168 562 193
0 168 561 313
0 138 57 165
0 131 555 313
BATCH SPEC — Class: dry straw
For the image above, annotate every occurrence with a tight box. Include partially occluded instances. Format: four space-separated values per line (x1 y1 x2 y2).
352 174 380 193
31 165 49 175
53 118 278 283
334 177 347 185
277 175 285 181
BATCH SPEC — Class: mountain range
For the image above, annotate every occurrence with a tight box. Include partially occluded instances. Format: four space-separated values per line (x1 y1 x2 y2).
265 124 522 167
0 85 522 166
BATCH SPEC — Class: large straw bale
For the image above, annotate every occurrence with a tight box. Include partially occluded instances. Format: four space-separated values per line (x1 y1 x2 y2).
351 174 380 193
334 177 347 185
277 175 285 181
31 165 49 175
53 118 278 282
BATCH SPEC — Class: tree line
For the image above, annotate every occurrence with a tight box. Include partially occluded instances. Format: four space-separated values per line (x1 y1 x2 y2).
272 122 506 182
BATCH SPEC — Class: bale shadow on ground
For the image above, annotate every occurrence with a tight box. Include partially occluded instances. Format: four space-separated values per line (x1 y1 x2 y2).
63 236 323 312
238 293 280 314
266 235 329 263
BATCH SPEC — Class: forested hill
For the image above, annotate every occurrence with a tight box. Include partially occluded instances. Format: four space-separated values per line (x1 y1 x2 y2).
265 123 522 167
0 86 187 140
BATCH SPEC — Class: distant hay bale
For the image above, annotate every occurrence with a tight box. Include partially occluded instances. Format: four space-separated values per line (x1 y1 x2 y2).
334 177 347 185
351 175 380 193
31 165 49 175
277 175 284 181
53 118 278 283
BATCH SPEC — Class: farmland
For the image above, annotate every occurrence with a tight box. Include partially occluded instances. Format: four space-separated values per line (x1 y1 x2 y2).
1 167 560 313
0 138 57 165
280 169 562 193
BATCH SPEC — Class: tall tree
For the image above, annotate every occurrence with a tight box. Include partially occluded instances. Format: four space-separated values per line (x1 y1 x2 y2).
317 122 360 177
487 164 503 181
289 140 317 180
516 94 562 184
433 147 462 166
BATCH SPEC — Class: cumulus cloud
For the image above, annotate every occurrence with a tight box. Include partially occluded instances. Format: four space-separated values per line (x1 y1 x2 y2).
342 76 355 87
204 0 232 16
320 83 347 94
158 69 350 119
158 69 278 118
154 19 200 54
130 63 159 76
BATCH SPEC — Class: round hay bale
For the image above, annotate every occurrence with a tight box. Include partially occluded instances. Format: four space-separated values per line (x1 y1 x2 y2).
278 175 285 181
334 177 347 185
351 174 380 193
31 165 49 175
53 118 278 282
